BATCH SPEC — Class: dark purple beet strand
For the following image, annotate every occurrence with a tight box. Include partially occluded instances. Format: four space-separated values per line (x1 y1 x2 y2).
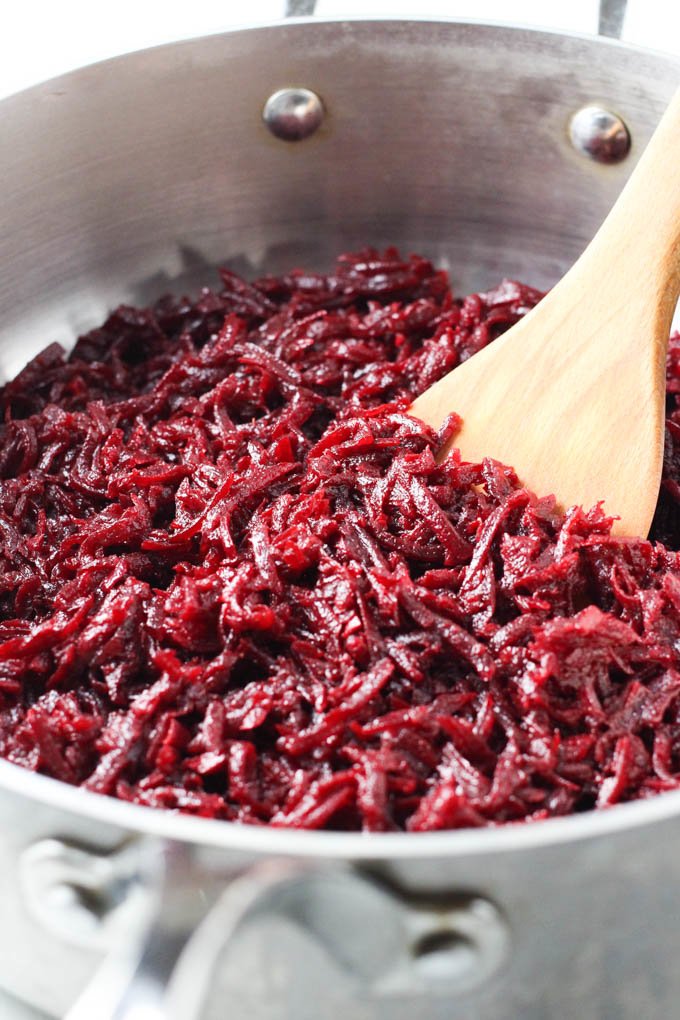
3 248 680 831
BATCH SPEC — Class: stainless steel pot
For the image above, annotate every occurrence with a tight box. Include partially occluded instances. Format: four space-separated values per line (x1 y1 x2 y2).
1 6 680 1019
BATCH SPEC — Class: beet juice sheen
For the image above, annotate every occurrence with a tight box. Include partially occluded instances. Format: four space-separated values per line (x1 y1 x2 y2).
1 248 680 831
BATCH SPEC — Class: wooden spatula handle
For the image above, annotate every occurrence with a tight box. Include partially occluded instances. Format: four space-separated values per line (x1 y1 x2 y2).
410 88 680 538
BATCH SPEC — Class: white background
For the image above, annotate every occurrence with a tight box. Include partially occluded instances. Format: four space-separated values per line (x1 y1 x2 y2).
1 1 679 1017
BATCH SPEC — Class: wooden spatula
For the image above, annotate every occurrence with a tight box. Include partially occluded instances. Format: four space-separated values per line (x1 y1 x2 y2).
410 91 680 537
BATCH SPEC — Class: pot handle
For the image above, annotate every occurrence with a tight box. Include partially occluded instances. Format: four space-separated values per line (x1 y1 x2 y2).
284 0 629 41
598 0 627 38
61 840 310 1020
285 0 317 13
47 837 509 1020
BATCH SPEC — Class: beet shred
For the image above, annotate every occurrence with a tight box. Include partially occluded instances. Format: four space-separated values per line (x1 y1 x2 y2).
3 248 680 831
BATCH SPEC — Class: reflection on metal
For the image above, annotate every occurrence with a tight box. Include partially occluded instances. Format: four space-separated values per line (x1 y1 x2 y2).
263 87 325 141
285 0 317 16
598 0 628 38
33 833 509 1020
569 105 631 164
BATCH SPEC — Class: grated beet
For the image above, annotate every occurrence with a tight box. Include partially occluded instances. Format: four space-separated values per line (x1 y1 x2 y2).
3 247 680 831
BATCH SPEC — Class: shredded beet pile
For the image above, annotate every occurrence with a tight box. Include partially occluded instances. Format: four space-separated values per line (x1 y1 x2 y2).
3 249 680 831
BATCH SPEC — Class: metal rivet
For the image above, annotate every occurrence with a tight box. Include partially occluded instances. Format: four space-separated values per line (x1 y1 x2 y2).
569 105 631 164
263 87 324 142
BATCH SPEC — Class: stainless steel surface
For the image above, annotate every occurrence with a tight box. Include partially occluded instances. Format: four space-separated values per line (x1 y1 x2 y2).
6 769 680 1019
262 87 325 141
285 0 318 14
598 0 628 38
19 838 149 948
2 21 677 383
569 104 632 163
54 844 511 1020
62 848 311 1020
0 15 679 1020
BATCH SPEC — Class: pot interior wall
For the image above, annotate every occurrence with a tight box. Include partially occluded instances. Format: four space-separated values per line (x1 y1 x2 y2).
1 20 678 382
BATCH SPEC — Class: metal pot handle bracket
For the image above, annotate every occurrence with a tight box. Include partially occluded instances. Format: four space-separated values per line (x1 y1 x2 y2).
598 0 627 39
59 841 313 1020
20 835 510 1019
285 0 629 41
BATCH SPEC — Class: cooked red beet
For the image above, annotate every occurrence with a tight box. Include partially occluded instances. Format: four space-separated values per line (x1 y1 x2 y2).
2 247 680 831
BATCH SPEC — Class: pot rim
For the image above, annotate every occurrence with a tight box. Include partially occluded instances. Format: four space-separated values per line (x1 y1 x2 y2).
3 757 680 857
1 15 677 107
3 18 680 861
